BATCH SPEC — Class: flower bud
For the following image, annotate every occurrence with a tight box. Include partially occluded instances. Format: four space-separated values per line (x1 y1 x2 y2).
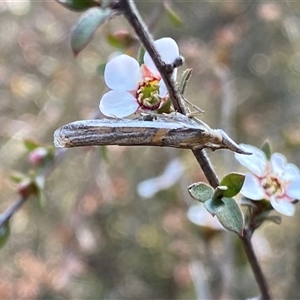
28 147 48 167
17 178 38 198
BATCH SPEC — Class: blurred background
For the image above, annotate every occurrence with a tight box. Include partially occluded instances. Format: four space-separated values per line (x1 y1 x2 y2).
0 1 300 299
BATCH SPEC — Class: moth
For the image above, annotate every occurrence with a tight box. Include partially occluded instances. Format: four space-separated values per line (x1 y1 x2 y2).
53 112 249 154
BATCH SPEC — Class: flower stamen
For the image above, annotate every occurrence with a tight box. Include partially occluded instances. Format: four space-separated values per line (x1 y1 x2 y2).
136 78 161 109
261 175 284 198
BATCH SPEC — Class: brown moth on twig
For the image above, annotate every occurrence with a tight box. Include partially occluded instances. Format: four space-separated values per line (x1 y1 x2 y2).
53 113 249 155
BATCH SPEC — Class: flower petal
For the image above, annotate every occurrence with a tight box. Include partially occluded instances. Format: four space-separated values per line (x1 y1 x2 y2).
282 163 300 181
104 54 141 91
155 37 180 63
144 37 179 75
271 153 286 177
99 90 139 117
235 144 267 176
240 173 265 200
270 196 295 216
286 175 300 199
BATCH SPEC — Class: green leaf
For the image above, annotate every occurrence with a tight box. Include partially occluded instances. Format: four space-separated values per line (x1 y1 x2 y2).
264 215 282 225
106 32 136 49
204 197 225 216
163 2 182 27
96 62 106 75
157 99 172 114
71 7 114 56
261 139 271 160
0 217 10 250
23 140 40 151
9 172 26 183
106 33 125 48
56 0 100 12
220 173 245 198
211 185 227 202
188 182 214 203
137 44 145 66
205 197 244 235
178 68 193 95
217 198 244 235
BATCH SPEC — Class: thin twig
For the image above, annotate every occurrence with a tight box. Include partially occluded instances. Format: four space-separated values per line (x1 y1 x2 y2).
0 196 26 227
191 149 219 187
241 229 271 300
0 148 67 228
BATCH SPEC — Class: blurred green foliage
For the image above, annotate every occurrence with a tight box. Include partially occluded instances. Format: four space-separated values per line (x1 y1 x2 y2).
0 1 300 299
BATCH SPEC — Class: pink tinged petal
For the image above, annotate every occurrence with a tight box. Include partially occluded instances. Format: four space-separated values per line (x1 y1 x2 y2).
282 163 300 181
286 175 300 199
234 144 267 176
270 196 295 216
144 37 179 75
99 90 139 118
104 54 141 91
240 173 265 200
271 153 286 176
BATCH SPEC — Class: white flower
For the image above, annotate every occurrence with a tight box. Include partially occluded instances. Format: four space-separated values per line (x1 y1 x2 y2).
99 37 179 118
137 158 184 199
235 144 300 216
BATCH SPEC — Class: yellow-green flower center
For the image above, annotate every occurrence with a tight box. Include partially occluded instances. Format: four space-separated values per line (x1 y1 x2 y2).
137 79 161 109
262 176 283 197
